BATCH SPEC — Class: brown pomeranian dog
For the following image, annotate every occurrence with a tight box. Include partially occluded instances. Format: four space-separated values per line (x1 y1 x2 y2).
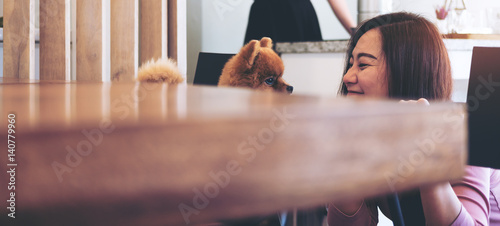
218 37 293 94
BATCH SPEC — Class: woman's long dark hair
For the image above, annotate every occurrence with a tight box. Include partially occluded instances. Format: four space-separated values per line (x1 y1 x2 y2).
339 12 452 101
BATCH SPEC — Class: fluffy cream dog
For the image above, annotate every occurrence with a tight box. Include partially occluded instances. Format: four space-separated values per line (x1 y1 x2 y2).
137 58 184 84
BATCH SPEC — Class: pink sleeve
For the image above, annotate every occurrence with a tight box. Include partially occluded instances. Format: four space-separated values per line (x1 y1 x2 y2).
327 201 378 226
450 166 491 226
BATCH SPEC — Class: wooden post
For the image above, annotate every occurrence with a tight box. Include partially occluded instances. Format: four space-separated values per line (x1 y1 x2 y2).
170 0 186 79
76 0 103 81
110 0 138 81
139 0 168 65
167 0 177 61
40 0 71 80
3 0 35 79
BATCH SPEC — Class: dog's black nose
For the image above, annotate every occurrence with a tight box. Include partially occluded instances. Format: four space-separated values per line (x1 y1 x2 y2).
286 86 293 93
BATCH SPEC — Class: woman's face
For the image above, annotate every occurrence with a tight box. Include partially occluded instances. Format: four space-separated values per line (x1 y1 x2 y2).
343 29 388 98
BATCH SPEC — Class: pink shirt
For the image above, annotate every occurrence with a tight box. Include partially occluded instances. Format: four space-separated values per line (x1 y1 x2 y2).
328 166 500 225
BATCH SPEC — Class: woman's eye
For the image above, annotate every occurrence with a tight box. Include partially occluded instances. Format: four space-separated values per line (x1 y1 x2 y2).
265 78 275 86
359 63 369 69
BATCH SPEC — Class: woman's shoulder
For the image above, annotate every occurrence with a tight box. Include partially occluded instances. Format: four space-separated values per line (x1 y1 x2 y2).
491 168 500 188
464 165 491 178
490 168 500 223
450 166 493 193
463 166 500 189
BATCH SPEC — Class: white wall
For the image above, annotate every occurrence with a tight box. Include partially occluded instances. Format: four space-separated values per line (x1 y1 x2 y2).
393 0 500 23
281 52 346 97
313 0 358 40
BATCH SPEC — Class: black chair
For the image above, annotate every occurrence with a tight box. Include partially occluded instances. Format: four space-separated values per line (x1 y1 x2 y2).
193 52 234 86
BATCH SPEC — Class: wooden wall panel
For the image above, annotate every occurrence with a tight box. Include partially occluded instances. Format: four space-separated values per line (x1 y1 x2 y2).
167 0 177 61
76 0 102 81
139 0 167 65
3 0 35 79
40 0 71 80
110 0 138 81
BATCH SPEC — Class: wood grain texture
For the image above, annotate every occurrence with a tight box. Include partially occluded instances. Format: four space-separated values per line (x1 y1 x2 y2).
3 0 35 79
110 0 138 82
40 0 71 80
76 0 102 81
168 0 177 60
442 33 500 40
139 0 166 64
0 82 468 225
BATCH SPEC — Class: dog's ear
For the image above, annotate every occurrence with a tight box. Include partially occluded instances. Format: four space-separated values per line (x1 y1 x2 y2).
240 40 261 68
259 37 273 48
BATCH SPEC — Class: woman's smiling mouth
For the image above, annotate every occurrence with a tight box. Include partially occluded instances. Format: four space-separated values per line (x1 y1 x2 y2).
347 90 364 96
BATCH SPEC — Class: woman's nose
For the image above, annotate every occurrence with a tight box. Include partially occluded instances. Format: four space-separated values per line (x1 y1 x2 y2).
343 67 357 84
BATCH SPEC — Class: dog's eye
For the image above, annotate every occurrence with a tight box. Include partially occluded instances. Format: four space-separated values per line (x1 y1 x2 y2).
265 77 275 86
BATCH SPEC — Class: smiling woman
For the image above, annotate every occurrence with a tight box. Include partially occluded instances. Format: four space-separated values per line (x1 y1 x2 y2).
339 12 452 101
330 12 500 226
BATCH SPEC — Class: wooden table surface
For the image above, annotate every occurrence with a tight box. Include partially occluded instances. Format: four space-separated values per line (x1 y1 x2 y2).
442 33 500 40
0 81 467 225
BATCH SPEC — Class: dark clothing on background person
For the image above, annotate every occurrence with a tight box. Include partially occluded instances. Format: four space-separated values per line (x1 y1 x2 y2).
398 190 426 226
284 207 326 226
222 207 326 226
244 0 323 44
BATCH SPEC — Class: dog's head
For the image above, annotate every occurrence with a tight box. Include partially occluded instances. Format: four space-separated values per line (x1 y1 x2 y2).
218 37 293 94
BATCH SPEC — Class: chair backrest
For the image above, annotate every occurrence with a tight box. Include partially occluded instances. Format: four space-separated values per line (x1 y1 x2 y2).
467 47 500 169
193 52 234 86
